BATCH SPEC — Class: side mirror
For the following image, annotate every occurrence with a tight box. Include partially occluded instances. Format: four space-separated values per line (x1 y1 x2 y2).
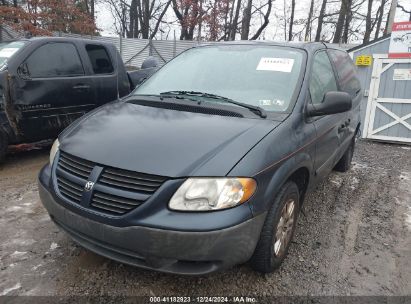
307 91 352 117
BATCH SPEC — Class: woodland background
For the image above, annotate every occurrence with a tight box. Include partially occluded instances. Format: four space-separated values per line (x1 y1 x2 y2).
1 0 410 43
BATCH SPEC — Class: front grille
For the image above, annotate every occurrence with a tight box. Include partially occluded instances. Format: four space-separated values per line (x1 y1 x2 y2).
58 152 94 179
91 191 144 215
56 175 84 204
55 151 167 216
100 168 166 193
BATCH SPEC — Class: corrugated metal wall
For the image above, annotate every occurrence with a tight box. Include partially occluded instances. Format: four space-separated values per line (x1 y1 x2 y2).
53 32 200 68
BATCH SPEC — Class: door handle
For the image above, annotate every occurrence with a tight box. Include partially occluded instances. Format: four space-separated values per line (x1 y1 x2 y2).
338 124 346 133
73 84 91 91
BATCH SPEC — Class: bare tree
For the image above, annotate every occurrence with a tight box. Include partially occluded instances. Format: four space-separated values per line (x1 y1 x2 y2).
305 0 314 41
240 0 252 40
250 0 273 40
315 0 327 41
288 0 295 41
397 2 411 21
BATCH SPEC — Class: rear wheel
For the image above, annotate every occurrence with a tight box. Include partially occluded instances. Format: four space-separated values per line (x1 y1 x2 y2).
0 129 8 163
250 181 300 273
334 137 355 172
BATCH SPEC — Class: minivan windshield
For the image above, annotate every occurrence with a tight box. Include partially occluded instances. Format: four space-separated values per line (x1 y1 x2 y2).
0 41 26 67
134 45 304 113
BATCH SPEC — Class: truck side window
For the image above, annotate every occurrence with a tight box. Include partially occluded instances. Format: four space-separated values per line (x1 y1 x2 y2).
24 43 84 78
309 51 338 105
85 44 114 74
328 49 361 96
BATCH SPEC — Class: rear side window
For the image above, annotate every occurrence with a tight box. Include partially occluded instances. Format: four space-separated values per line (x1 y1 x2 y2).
309 51 338 105
24 43 84 78
85 44 114 74
328 49 361 95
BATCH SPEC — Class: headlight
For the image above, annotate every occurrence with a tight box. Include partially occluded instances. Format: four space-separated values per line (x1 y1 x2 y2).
49 139 60 165
169 178 257 211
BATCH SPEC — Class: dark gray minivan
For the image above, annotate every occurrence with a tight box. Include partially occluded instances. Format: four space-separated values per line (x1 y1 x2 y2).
38 42 361 275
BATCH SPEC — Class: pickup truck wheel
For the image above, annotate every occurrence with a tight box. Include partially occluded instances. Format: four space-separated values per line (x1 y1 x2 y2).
334 138 355 172
250 181 300 273
0 129 7 163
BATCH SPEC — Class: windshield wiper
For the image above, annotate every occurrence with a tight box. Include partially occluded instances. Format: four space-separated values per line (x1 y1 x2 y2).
160 91 267 118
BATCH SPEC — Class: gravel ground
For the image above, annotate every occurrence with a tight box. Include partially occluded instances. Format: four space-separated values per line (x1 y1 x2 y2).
0 140 410 297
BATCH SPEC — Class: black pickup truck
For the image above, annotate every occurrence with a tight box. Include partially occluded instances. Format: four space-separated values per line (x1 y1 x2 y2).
0 37 157 162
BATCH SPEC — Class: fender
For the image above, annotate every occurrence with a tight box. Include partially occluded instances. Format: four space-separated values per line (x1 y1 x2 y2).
249 151 314 215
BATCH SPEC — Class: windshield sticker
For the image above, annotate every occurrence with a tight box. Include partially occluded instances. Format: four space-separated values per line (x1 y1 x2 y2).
0 48 19 58
259 99 285 107
257 58 294 72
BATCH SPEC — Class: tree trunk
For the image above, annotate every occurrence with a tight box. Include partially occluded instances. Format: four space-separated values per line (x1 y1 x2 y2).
150 0 172 39
374 0 386 40
333 0 347 43
240 0 252 40
305 0 314 41
229 0 242 40
250 0 272 40
315 0 327 41
288 0 295 41
342 0 352 43
363 0 373 43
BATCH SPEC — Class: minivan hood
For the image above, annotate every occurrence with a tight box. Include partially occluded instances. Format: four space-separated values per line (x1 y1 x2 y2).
60 102 280 177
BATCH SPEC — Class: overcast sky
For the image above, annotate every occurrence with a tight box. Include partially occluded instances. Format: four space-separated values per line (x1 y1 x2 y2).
95 1 411 41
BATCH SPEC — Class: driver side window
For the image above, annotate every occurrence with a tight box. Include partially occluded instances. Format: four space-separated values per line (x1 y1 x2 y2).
309 51 338 105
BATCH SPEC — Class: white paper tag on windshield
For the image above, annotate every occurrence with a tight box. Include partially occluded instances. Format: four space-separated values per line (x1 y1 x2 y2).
257 58 294 72
0 48 19 58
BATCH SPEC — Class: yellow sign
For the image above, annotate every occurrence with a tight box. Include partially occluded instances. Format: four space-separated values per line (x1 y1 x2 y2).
355 55 372 66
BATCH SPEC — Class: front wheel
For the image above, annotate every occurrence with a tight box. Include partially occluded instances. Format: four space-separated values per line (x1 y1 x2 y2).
250 181 300 273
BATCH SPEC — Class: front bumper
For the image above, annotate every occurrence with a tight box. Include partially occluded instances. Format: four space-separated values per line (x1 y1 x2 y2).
38 175 266 275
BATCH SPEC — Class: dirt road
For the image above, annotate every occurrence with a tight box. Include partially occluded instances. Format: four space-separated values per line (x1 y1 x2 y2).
0 140 410 297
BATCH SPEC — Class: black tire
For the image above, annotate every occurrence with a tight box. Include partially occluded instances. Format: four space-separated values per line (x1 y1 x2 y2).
0 129 7 163
334 137 355 172
250 181 300 273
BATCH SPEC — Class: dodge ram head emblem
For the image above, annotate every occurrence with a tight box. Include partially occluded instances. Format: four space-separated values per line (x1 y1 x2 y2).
84 181 95 192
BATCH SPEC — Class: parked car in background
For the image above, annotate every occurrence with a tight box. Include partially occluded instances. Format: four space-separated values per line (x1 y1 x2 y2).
39 42 361 275
0 37 157 162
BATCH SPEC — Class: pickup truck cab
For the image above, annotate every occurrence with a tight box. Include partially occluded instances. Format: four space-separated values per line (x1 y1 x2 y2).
0 37 154 161
38 42 361 275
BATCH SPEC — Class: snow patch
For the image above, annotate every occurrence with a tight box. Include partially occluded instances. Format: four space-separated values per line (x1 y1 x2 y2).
10 251 27 258
351 162 369 171
0 283 21 296
49 242 59 251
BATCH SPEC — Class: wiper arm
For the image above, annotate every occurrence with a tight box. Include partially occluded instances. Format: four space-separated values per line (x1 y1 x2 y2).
160 91 267 118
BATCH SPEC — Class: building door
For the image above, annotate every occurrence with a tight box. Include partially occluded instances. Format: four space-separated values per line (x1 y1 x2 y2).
363 55 411 143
